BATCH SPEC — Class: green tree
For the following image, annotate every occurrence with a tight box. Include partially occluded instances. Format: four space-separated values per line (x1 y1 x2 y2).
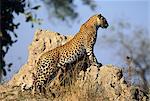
0 0 96 82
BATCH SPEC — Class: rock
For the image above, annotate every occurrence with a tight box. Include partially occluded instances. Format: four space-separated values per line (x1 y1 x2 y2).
57 65 148 101
7 29 73 88
0 29 148 101
75 65 144 101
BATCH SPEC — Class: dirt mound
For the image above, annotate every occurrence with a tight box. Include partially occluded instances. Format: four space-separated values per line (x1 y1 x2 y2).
0 30 148 101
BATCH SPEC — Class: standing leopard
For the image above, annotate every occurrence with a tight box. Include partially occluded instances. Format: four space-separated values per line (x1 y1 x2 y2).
32 14 109 94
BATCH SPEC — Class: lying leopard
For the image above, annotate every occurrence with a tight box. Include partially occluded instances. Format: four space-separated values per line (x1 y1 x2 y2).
32 14 109 94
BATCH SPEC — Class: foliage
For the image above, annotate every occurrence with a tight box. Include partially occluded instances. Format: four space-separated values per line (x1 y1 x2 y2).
0 0 41 81
0 0 96 82
42 0 96 21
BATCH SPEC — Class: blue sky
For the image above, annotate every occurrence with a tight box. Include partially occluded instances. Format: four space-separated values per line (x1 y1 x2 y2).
4 0 150 80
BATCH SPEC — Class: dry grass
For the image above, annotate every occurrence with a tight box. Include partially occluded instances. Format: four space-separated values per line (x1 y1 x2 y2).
0 56 149 100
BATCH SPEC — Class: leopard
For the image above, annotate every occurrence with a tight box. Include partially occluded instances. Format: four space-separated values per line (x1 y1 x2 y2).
32 14 109 95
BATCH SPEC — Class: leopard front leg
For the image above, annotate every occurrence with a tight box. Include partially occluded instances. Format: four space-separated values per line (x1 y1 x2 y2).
86 48 102 67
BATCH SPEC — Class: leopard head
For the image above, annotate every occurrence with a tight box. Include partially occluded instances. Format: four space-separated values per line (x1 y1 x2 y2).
95 14 109 29
80 14 109 31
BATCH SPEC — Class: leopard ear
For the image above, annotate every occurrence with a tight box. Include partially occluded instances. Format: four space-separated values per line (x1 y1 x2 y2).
97 14 102 18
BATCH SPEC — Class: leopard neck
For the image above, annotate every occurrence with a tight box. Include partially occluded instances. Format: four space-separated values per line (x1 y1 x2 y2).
79 22 97 34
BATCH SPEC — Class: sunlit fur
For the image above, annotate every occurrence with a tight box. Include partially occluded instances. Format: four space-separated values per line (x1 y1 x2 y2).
32 14 109 94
